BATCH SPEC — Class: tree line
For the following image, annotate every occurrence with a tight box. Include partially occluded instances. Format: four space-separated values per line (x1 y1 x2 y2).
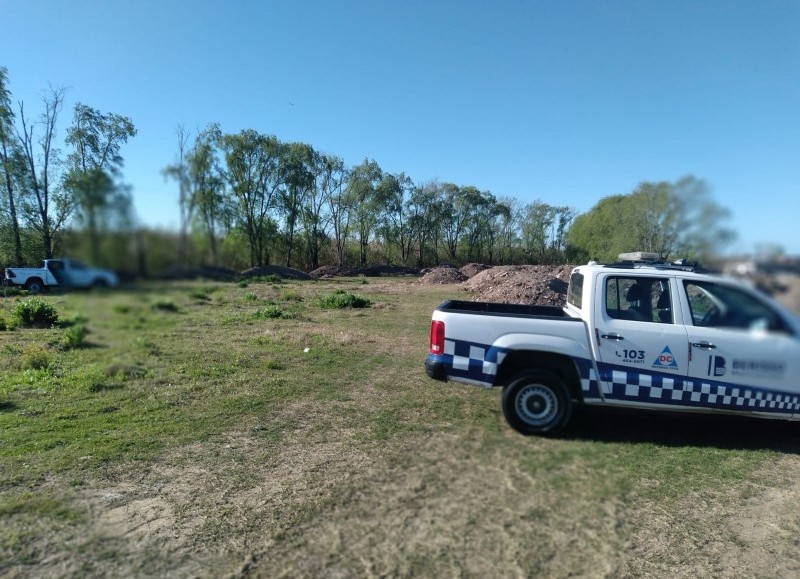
161 124 579 271
1 66 735 276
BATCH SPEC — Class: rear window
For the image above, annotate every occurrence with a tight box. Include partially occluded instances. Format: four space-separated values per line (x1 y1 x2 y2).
567 272 584 309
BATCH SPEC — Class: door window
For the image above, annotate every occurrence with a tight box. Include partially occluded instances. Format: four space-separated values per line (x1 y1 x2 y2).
683 281 787 333
606 276 672 324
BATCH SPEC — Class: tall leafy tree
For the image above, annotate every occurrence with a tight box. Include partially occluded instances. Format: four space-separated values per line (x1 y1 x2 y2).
567 176 734 262
322 156 350 267
347 158 383 267
379 172 417 264
0 66 24 265
521 201 555 262
65 103 136 263
439 183 467 262
187 124 228 264
16 87 70 259
461 188 498 262
162 125 191 262
409 180 446 266
495 196 523 265
482 197 511 264
279 142 315 267
302 151 337 270
220 130 283 267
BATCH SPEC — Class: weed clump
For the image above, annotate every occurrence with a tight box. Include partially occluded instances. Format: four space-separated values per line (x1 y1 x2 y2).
253 306 291 319
21 345 52 370
13 298 59 328
61 324 89 350
318 290 372 309
280 289 302 302
152 300 179 313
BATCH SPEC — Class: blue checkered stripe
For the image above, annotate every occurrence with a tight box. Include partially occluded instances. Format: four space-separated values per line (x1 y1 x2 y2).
430 338 602 398
598 362 800 415
429 338 507 384
574 357 602 401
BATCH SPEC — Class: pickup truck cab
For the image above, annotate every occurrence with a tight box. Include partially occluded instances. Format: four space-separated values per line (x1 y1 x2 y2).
425 255 800 435
4 258 119 293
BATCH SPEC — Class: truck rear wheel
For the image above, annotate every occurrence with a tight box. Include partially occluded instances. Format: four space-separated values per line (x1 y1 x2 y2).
501 371 572 436
25 278 44 294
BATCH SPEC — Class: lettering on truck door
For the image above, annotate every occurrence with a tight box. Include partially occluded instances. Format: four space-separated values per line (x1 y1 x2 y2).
594 274 690 407
682 280 800 418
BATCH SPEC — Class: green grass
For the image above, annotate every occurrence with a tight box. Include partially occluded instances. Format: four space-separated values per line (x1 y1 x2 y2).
0 277 795 577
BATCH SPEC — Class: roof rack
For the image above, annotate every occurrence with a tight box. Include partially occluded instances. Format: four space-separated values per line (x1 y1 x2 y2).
603 260 711 274
601 253 711 273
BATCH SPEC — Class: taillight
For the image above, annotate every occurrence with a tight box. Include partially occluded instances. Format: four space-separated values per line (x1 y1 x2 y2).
429 320 445 355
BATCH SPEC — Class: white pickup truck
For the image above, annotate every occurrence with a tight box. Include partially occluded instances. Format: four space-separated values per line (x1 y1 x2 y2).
4 258 119 293
425 256 800 435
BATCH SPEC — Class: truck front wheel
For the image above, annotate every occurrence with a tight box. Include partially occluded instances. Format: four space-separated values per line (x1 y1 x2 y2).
501 371 572 436
25 278 44 294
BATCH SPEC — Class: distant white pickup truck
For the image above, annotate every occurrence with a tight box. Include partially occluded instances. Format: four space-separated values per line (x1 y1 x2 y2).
425 254 800 435
4 258 119 293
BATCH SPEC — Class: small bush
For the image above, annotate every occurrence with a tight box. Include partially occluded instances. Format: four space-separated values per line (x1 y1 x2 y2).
238 280 249 288
152 300 179 313
61 324 89 350
243 292 259 302
13 298 59 328
0 316 7 331
318 292 372 309
113 304 131 314
189 289 211 301
280 289 302 302
21 345 51 370
252 306 290 319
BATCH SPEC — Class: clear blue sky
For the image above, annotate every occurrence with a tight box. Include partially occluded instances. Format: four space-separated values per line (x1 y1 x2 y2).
2 0 799 255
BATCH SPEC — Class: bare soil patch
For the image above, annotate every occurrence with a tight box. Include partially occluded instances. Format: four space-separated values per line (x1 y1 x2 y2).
459 263 492 278
464 264 574 305
418 265 468 285
309 265 421 278
240 265 312 280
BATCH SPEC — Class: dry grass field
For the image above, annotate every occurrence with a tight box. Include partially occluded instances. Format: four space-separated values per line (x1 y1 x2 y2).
2 276 800 578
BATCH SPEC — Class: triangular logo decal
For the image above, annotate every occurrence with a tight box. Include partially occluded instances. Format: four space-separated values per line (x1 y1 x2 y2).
653 345 679 369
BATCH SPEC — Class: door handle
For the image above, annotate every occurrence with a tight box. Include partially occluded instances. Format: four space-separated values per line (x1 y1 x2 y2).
692 341 716 349
601 333 624 341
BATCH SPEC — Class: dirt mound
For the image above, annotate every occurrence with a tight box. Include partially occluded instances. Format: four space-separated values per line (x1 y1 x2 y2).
460 263 492 278
240 265 312 280
419 265 469 284
309 265 421 278
361 265 421 277
158 265 239 282
464 265 574 305
309 265 361 278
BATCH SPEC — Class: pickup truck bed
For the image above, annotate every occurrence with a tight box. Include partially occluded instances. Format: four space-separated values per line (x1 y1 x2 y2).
436 300 571 318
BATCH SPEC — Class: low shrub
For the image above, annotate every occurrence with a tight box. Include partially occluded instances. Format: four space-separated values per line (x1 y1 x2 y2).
21 345 52 370
280 289 302 302
13 298 59 328
317 291 372 309
253 306 291 319
152 300 179 313
61 323 89 350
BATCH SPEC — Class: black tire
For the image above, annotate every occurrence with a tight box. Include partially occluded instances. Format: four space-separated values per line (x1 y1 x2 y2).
501 370 572 436
93 278 109 289
25 278 44 294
